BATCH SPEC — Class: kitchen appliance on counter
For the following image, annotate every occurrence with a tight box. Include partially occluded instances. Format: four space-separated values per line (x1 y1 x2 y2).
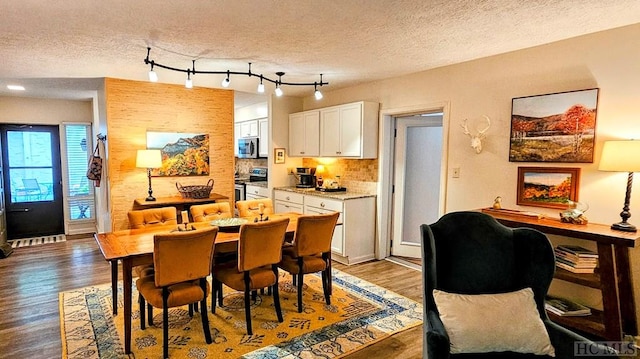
235 167 268 201
294 167 316 188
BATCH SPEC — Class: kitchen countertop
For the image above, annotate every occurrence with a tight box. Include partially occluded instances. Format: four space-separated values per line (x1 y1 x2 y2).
274 186 376 200
245 181 268 188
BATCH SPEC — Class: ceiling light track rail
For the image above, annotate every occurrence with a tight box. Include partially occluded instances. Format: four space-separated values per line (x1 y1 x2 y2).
144 47 327 98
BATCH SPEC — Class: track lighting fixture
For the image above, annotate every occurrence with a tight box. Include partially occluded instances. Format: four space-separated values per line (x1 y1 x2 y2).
257 75 265 93
144 47 328 97
148 63 158 82
314 80 323 100
185 71 193 89
221 71 230 88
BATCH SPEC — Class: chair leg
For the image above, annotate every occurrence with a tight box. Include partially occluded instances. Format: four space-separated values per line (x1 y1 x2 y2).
244 272 253 336
324 252 333 295
148 304 154 326
218 281 223 306
297 257 304 313
139 293 146 330
272 265 283 322
162 287 169 359
322 268 331 305
200 278 213 344
189 303 194 317
211 277 217 314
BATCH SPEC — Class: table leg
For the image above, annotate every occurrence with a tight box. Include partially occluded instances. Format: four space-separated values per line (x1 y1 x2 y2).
111 260 118 315
123 259 133 354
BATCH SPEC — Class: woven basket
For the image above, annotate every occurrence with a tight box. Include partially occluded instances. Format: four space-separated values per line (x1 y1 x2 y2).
176 179 214 199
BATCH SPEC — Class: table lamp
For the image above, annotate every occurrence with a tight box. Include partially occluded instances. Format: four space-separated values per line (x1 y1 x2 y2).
598 140 640 232
136 149 162 201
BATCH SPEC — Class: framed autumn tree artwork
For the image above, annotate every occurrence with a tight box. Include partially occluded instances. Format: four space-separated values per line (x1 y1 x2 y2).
146 131 210 176
517 167 580 209
509 88 599 162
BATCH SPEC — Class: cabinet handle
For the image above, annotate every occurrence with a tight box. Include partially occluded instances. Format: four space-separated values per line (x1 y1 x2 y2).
254 190 258 194
320 202 325 208
286 196 290 200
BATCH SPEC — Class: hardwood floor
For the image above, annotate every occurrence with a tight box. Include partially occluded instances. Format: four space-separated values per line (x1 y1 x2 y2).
0 237 424 358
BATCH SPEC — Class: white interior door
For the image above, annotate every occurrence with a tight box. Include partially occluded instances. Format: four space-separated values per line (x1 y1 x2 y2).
391 114 443 258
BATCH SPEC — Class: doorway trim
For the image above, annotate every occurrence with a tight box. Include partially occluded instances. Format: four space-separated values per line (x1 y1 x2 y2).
375 101 451 259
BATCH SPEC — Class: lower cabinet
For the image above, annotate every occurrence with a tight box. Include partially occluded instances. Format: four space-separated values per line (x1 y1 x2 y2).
274 190 375 265
245 184 269 200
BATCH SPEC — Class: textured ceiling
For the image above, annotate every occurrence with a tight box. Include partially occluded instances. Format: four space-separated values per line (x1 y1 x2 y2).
1 0 640 105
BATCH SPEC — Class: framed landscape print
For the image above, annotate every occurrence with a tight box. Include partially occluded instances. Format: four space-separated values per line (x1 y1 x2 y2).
509 88 599 163
517 167 580 209
146 131 210 176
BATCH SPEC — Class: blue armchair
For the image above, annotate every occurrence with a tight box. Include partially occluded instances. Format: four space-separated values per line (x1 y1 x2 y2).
421 211 618 358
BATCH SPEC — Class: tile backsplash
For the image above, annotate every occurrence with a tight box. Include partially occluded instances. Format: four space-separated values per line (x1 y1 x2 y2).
235 158 268 176
303 158 378 194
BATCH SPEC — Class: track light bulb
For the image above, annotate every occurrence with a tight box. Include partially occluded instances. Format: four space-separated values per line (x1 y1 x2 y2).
315 89 323 100
148 69 158 82
275 86 283 97
185 72 193 89
257 80 265 93
221 77 230 88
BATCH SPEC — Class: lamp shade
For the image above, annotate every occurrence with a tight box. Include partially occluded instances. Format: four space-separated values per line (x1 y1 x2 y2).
136 149 162 169
598 140 640 172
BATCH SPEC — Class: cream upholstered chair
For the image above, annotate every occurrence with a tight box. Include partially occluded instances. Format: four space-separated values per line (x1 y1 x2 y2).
236 198 274 218
278 212 339 312
212 217 289 335
190 202 232 222
127 207 178 229
136 227 218 359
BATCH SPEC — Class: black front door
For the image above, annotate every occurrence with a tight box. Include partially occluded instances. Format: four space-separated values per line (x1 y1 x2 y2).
1 124 64 239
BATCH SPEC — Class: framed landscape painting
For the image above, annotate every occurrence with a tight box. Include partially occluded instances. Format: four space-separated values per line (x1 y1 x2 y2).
517 167 580 209
146 131 209 176
509 88 599 163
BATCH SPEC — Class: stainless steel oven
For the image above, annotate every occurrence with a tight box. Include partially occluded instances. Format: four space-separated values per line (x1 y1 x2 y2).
234 182 246 202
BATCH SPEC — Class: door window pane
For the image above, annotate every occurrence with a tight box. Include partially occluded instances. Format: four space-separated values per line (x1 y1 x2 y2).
7 131 54 203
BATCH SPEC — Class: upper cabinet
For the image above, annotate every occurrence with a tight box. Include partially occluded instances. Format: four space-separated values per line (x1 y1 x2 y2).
258 118 268 158
289 111 320 157
239 120 259 138
289 101 379 159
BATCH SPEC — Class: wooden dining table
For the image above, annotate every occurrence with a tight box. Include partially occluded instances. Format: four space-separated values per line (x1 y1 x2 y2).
93 212 300 354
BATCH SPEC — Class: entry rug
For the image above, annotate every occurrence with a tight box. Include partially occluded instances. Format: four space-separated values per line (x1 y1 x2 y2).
60 269 422 359
11 234 66 248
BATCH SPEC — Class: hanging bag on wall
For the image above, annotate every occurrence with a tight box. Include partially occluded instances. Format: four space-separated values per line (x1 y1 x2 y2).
86 143 102 187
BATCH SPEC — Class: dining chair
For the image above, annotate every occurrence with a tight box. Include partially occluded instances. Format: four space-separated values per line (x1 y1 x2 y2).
127 206 178 229
236 198 274 218
136 227 218 359
278 212 339 313
128 207 179 280
190 202 232 222
212 217 290 335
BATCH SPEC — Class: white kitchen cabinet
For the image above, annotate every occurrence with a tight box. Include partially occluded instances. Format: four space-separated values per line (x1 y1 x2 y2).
234 124 241 157
240 120 259 138
320 101 379 158
288 111 320 157
274 189 376 265
245 184 270 200
274 190 304 213
258 118 268 158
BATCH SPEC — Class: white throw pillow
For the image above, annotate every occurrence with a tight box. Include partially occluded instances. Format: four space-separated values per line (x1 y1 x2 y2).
433 287 555 356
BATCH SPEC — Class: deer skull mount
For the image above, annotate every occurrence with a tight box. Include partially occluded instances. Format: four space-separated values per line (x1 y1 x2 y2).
461 116 491 154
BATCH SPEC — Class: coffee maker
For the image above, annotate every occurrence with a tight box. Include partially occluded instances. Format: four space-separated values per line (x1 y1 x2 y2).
295 167 316 188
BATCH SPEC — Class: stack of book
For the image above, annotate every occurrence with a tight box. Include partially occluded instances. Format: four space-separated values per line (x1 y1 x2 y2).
555 245 598 274
545 295 592 316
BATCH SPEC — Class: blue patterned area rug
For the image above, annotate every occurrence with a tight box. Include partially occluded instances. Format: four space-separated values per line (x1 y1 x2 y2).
60 269 422 359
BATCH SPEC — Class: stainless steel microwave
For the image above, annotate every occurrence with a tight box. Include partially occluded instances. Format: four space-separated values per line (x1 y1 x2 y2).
237 137 259 158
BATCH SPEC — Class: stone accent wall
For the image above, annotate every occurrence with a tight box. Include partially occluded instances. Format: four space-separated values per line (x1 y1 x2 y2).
105 78 234 230
302 158 378 194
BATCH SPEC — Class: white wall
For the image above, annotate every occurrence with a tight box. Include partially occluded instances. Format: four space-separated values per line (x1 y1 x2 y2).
291 23 640 330
0 97 92 123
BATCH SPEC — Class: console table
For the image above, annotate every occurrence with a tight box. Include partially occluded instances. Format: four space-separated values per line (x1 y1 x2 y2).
483 209 638 341
134 193 229 222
